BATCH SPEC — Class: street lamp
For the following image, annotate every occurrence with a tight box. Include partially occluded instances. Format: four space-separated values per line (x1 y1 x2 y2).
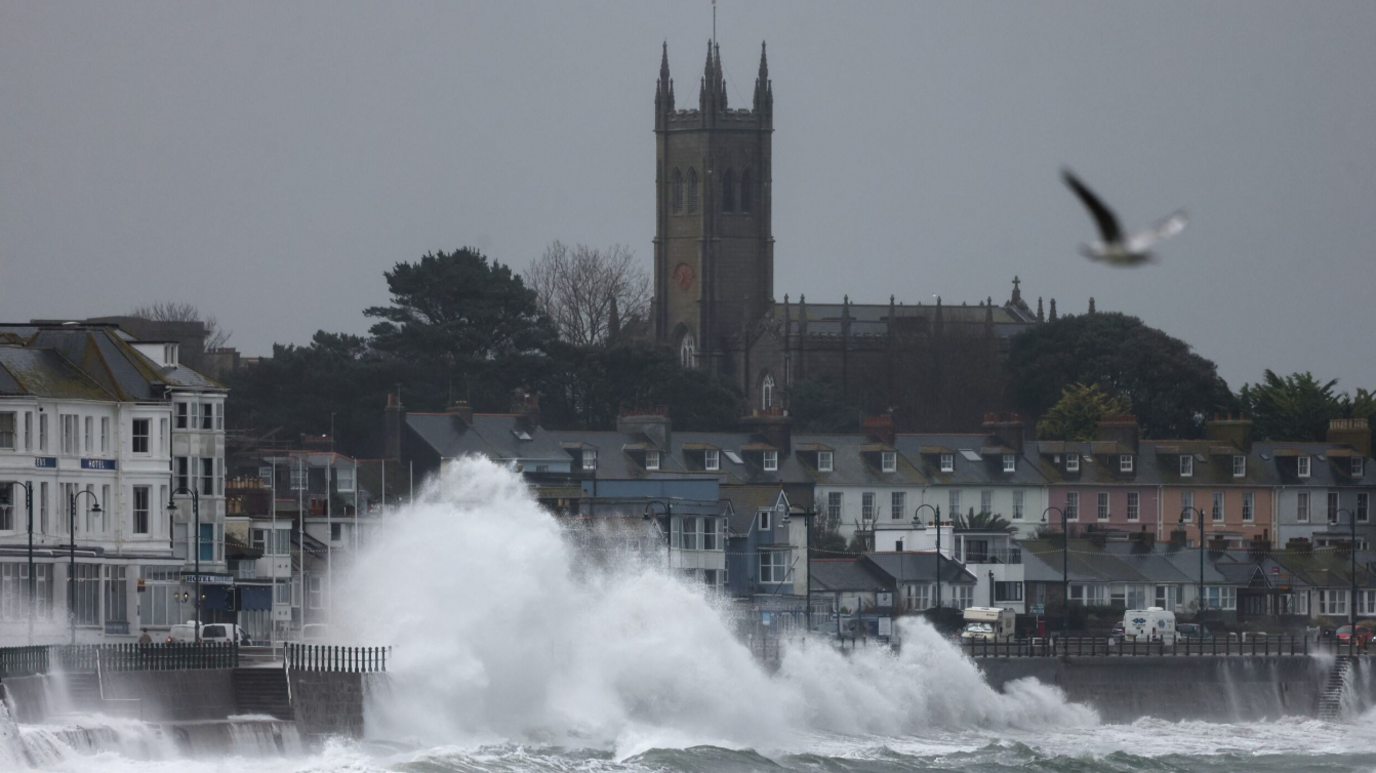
1040 506 1068 640
6 482 35 643
1332 507 1358 656
1179 507 1207 623
913 504 941 611
642 499 673 571
68 489 102 645
167 487 202 645
781 504 817 632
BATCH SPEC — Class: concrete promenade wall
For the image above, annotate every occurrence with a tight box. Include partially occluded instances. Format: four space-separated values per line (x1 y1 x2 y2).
4 668 373 738
103 668 238 721
977 655 1365 722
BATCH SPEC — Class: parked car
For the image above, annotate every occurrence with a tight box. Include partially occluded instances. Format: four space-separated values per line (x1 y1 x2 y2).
1335 625 1373 647
1177 623 1212 641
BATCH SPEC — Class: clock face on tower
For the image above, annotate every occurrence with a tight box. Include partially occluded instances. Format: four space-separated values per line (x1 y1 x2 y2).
673 263 694 291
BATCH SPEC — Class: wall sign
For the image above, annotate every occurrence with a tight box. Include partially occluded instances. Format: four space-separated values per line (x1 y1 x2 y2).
80 459 117 471
34 457 57 469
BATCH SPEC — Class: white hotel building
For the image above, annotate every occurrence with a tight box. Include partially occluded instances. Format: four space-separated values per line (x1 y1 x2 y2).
0 323 225 644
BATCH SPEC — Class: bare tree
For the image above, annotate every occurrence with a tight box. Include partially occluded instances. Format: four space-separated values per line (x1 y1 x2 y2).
525 242 650 346
128 301 232 356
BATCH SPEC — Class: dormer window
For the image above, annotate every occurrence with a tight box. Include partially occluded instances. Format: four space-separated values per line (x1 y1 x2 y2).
1180 455 1193 477
817 451 833 472
1066 454 1081 473
1120 455 1134 473
705 449 720 471
881 451 896 473
1298 455 1311 478
1355 457 1366 478
763 450 778 471
645 450 660 471
940 453 954 473
1232 455 1246 477
758 508 771 532
1002 454 1016 473
582 449 597 471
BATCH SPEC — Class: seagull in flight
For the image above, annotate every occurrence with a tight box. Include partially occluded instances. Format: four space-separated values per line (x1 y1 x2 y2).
1062 168 1187 266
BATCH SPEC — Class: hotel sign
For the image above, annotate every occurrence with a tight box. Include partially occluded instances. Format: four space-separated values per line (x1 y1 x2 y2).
80 459 117 471
182 573 234 585
34 457 57 469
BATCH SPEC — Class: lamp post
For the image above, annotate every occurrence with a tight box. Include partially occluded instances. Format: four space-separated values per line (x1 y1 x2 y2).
7 482 35 643
1040 506 1068 639
642 499 673 572
1332 507 1358 656
781 504 817 632
167 487 202 645
68 489 102 645
913 504 941 611
1179 507 1206 623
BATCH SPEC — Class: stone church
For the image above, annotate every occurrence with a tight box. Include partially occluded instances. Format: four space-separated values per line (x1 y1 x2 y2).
650 42 1055 432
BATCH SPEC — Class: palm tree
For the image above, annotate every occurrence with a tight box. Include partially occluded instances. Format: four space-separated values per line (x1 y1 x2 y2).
953 509 1017 534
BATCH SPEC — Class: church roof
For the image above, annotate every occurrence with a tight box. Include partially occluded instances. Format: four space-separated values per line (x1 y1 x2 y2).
770 299 1037 339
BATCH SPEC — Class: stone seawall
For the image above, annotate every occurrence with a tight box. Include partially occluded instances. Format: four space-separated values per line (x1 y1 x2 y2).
289 671 364 737
977 655 1366 722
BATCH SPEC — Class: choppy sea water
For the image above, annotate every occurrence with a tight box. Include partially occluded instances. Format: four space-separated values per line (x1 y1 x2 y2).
11 719 1376 773
7 460 1370 772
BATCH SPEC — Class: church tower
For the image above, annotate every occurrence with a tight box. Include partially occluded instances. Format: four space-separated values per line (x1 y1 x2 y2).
653 41 774 375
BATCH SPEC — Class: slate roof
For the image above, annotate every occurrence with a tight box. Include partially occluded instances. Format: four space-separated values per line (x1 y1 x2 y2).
863 551 978 585
721 485 787 534
0 325 223 403
544 429 697 479
1254 442 1373 488
897 433 1048 486
407 413 566 462
1028 440 1279 488
1019 538 1225 584
0 348 115 400
809 558 889 593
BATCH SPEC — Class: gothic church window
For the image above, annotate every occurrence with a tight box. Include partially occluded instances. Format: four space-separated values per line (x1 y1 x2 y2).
740 169 752 212
680 334 696 369
671 169 684 214
761 373 775 410
687 168 699 214
722 169 735 212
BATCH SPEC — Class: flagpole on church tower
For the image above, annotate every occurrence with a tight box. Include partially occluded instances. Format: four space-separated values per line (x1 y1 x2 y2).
712 0 716 44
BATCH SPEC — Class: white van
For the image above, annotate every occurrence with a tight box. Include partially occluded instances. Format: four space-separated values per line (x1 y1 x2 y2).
1122 607 1176 644
959 607 1017 642
166 622 252 645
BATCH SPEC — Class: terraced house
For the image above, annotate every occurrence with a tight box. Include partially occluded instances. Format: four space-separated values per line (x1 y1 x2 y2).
0 322 226 644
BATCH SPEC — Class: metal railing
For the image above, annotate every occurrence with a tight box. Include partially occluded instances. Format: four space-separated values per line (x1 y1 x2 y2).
0 645 50 678
960 635 1342 658
285 643 389 673
0 643 238 675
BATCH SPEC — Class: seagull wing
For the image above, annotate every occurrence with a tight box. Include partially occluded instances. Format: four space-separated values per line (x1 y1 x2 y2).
1062 168 1123 244
1127 210 1188 253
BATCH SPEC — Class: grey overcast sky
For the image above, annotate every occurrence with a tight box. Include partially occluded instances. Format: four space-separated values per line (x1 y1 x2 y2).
2 2 1374 392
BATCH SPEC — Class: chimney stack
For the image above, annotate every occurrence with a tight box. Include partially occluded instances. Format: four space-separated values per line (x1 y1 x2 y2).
982 412 1025 455
1206 413 1254 452
741 408 793 456
861 413 896 447
1096 414 1140 454
617 408 672 450
1328 418 1371 457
